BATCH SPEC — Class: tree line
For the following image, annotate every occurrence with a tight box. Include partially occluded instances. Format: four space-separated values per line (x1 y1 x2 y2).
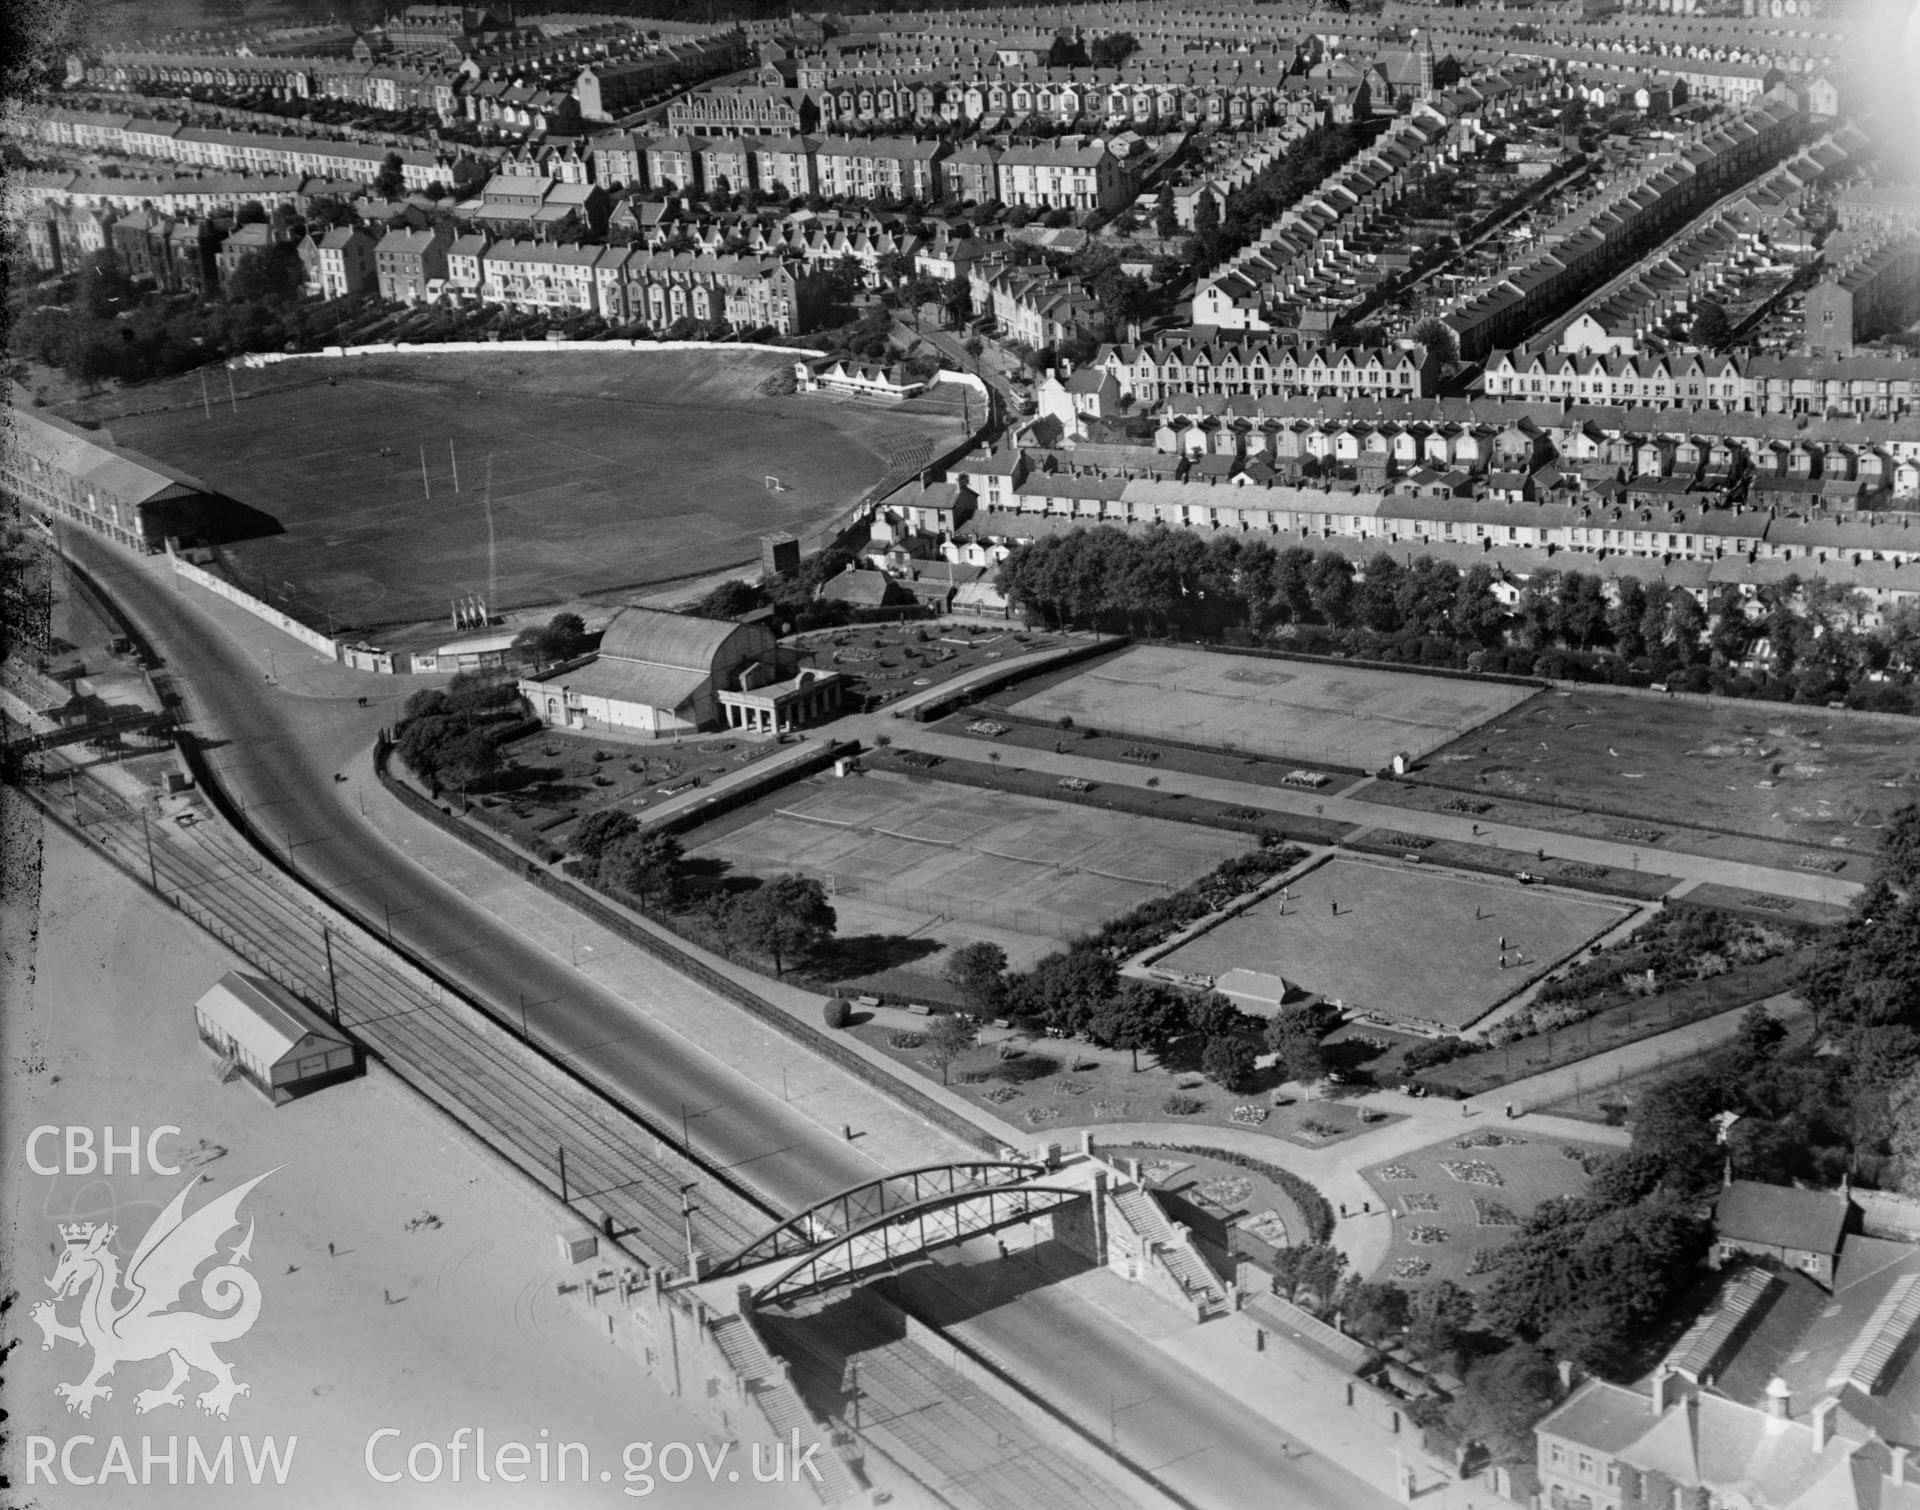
996 523 1920 710
11 202 361 394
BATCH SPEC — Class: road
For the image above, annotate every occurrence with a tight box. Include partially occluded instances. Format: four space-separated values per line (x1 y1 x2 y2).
63 533 1399 1510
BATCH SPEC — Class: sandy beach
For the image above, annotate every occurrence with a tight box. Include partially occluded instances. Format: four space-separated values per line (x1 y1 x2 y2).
1 801 821 1510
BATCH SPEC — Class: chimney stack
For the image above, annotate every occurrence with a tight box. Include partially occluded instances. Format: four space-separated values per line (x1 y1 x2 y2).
1651 1365 1671 1416
1765 1376 1791 1423
1893 1447 1909 1486
1812 1398 1838 1455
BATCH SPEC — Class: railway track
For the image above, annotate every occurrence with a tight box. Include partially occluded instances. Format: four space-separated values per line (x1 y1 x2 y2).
30 771 766 1265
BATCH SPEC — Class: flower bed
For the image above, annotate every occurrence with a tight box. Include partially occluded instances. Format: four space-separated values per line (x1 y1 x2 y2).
1408 1225 1450 1245
1198 1175 1254 1206
1379 1164 1418 1181
1393 1258 1433 1280
1230 1104 1270 1126
1473 1198 1520 1226
1401 1192 1442 1213
1440 1159 1505 1186
1453 1131 1525 1150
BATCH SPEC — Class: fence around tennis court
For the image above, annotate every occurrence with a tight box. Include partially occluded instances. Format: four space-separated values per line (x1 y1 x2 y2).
763 811 1189 893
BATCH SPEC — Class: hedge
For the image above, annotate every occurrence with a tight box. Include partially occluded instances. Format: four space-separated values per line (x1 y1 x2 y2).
1126 1140 1335 1244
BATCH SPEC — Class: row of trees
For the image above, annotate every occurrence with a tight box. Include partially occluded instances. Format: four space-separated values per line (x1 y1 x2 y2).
10 217 355 393
996 523 1920 709
570 809 841 976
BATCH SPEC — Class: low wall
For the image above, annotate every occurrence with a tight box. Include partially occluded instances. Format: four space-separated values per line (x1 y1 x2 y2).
235 337 826 367
878 1293 1196 1510
903 635 1129 723
1234 1306 1422 1443
372 740 1001 1156
169 549 339 661
931 368 991 402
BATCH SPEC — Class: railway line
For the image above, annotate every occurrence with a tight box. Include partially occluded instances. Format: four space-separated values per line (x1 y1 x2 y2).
32 768 766 1264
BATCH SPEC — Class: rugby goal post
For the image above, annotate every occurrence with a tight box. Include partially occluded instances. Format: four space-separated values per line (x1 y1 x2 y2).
765 475 787 492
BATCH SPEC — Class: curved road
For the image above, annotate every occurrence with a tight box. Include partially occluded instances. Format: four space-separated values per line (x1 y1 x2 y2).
67 532 871 1219
65 531 1400 1510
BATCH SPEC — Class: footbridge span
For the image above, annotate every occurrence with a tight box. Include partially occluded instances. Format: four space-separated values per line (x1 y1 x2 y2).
574 1138 1231 1504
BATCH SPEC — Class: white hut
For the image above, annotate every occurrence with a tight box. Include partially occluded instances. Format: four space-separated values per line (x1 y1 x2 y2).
194 971 359 1105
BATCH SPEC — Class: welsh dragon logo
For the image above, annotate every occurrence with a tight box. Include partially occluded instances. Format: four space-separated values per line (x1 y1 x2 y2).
31 1169 277 1420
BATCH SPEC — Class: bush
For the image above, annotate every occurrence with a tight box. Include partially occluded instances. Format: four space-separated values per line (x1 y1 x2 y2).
823 998 852 1029
1139 1142 1336 1243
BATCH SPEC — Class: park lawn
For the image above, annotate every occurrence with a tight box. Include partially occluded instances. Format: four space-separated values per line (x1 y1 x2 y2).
1360 1128 1602 1289
793 622 1073 711
465 727 781 859
850 1020 1402 1147
1418 686 1918 855
1352 771 1872 884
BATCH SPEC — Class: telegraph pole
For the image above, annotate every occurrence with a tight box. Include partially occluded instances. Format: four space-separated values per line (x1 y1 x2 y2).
449 438 460 492
420 445 431 499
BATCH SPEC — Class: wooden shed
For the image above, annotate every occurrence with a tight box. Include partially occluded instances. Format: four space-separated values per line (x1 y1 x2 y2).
194 971 360 1105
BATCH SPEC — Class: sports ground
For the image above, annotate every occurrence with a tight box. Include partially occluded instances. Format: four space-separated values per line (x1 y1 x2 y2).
1005 647 1532 770
91 350 964 629
687 772 1252 963
1155 856 1631 1029
1421 687 1920 854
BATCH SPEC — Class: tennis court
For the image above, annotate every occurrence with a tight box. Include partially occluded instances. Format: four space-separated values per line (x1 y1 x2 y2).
687 773 1254 948
1006 647 1533 769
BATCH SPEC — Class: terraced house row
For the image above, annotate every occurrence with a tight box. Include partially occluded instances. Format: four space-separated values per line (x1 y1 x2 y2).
1480 349 1920 417
1145 394 1920 494
17 108 459 189
941 443 1920 618
1188 96 1475 333
1555 127 1865 358
70 27 743 130
455 241 833 333
1437 96 1805 358
628 129 1139 211
1093 338 1442 403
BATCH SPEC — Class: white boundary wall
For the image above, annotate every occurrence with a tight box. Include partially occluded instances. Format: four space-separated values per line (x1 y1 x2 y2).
235 339 826 367
168 547 340 661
